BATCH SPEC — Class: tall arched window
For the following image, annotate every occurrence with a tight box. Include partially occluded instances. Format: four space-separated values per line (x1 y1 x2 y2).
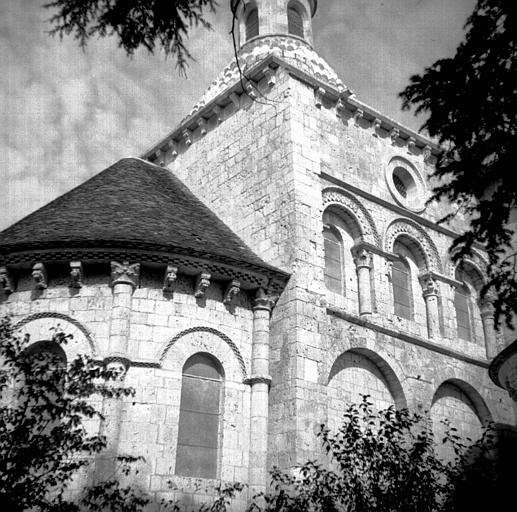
175 353 223 479
454 283 472 341
323 225 343 294
245 7 259 41
287 4 304 38
392 258 412 320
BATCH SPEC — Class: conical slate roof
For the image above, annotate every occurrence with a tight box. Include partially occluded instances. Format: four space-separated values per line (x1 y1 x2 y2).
0 158 286 279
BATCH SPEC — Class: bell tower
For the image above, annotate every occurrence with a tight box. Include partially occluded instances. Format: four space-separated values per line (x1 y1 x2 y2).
232 0 317 49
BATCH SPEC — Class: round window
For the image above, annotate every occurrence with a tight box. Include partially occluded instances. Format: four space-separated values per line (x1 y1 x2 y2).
385 158 426 212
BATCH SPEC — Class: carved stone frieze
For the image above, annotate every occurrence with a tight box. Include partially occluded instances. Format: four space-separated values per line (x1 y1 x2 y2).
32 262 47 290
194 271 211 298
69 261 83 288
110 261 140 290
163 264 178 292
223 279 241 305
0 266 14 295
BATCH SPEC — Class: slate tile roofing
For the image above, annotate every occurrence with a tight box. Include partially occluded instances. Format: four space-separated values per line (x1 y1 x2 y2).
0 157 287 279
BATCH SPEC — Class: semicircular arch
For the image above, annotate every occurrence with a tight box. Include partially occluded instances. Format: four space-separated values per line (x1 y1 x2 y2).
14 312 97 359
385 218 442 272
327 347 407 410
159 326 247 382
322 187 381 247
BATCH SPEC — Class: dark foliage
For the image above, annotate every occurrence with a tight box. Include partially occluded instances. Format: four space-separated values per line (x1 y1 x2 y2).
44 0 218 72
0 316 147 511
400 0 517 327
248 396 511 512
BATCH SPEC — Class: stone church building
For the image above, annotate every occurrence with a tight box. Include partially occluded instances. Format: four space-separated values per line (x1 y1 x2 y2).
0 0 515 506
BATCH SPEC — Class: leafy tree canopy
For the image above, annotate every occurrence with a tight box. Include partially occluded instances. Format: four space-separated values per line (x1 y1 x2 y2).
400 0 517 327
44 0 218 72
0 316 146 511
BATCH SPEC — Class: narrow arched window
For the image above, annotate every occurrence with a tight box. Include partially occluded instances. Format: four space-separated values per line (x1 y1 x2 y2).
175 353 223 479
323 225 344 294
392 258 411 319
288 5 304 38
245 7 259 41
455 284 472 341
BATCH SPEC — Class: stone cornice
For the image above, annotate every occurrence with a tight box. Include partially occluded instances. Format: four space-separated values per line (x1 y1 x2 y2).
0 246 289 294
141 51 441 167
327 305 489 369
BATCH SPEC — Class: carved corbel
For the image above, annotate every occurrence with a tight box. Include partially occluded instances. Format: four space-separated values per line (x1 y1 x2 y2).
32 263 47 290
372 117 382 136
0 266 14 295
423 145 432 164
262 67 276 87
229 92 241 108
197 118 207 136
182 129 192 147
163 264 178 292
336 97 347 117
245 82 257 100
69 261 83 288
390 127 400 144
153 148 166 166
223 279 241 305
407 136 416 151
385 261 393 282
353 108 364 125
165 139 178 159
194 271 211 298
111 261 140 290
212 105 224 124
314 87 325 108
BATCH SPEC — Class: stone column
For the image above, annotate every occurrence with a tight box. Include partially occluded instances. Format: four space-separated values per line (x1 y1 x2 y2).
479 294 498 359
351 246 373 315
247 288 275 494
96 261 139 478
420 274 441 339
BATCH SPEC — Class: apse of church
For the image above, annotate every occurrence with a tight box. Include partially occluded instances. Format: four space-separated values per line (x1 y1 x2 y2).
0 0 514 506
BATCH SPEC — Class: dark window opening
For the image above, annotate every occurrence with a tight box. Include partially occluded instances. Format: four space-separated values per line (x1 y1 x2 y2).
175 353 223 479
323 226 344 294
245 8 259 41
288 6 304 38
455 285 471 341
392 258 411 320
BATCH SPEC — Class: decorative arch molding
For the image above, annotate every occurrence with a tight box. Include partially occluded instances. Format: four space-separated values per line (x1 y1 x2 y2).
327 347 407 409
384 218 442 272
159 326 247 381
322 187 381 247
446 249 489 284
431 378 492 425
14 312 97 358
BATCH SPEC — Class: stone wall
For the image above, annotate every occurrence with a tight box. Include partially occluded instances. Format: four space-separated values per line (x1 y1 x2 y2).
0 262 254 507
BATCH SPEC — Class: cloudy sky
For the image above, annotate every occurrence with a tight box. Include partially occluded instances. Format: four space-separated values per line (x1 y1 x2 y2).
0 0 475 231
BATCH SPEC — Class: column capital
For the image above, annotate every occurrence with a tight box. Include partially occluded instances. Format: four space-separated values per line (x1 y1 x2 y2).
243 374 272 387
253 288 278 312
478 292 496 318
419 273 439 298
111 261 140 290
351 245 373 269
